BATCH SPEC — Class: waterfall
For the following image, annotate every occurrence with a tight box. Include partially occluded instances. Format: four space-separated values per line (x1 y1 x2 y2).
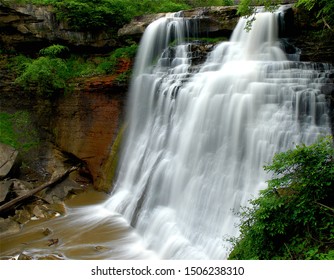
104 9 332 259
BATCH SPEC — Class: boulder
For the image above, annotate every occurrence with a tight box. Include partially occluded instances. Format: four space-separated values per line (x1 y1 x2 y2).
0 143 21 180
0 217 21 237
11 179 34 196
0 180 12 203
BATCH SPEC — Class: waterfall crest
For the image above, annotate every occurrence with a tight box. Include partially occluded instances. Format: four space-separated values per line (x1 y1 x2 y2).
105 9 332 259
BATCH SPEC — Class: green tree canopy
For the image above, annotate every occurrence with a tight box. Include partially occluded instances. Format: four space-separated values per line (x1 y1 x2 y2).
237 0 334 31
229 136 334 260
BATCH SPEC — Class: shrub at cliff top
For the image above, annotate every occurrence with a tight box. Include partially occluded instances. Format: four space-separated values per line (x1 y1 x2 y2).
14 55 70 96
229 136 334 260
12 44 138 96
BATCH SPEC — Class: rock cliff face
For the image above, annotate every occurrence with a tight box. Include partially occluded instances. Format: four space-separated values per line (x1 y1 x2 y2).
0 3 241 53
2 3 333 63
0 52 128 190
0 3 118 52
53 76 126 190
118 6 239 38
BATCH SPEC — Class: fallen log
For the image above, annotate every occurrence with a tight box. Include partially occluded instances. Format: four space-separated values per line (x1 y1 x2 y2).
0 166 78 214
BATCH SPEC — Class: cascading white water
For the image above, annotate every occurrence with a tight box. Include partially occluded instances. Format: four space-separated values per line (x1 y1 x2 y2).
104 8 332 259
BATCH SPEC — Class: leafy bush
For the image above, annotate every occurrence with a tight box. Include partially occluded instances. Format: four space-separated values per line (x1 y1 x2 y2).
296 0 334 28
237 0 334 31
52 0 135 31
39 44 69 58
228 136 334 260
12 43 138 95
95 44 138 83
15 56 69 95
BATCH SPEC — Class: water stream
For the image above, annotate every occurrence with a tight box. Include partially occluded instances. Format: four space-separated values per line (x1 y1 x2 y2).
1 7 332 260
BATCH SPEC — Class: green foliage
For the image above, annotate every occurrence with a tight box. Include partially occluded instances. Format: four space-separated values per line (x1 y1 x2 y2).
8 0 239 32
94 44 138 84
237 0 279 15
39 44 69 58
237 0 334 31
15 56 70 95
222 0 234 6
52 0 136 31
296 0 334 28
0 113 17 148
135 0 189 14
237 0 279 30
12 0 187 32
0 111 39 151
95 124 126 192
185 0 228 7
228 136 334 260
12 43 138 95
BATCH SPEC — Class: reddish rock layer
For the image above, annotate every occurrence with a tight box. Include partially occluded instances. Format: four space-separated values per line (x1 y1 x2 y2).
54 76 126 189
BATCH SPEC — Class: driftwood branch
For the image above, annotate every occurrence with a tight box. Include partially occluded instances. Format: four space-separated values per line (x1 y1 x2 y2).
0 166 78 214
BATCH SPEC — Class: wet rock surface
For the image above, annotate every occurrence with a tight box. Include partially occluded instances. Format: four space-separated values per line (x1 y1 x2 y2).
0 143 21 180
0 145 90 255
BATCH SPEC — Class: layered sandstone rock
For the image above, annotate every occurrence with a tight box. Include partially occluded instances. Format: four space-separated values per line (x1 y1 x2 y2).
53 76 126 190
118 6 240 38
0 3 118 52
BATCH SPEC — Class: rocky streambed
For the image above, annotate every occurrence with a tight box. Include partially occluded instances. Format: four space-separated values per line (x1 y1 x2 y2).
0 144 147 260
0 142 90 259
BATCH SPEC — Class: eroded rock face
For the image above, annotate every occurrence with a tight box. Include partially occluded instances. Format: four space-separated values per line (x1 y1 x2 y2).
118 6 240 38
53 76 126 189
0 3 118 52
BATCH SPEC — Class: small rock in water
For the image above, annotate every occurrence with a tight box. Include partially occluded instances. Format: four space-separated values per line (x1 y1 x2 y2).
37 254 64 260
47 238 59 246
32 205 45 219
94 245 109 252
46 202 66 216
42 227 52 236
18 253 33 260
14 209 31 224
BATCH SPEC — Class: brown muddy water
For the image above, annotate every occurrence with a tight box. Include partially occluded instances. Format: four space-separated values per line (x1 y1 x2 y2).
0 188 156 260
